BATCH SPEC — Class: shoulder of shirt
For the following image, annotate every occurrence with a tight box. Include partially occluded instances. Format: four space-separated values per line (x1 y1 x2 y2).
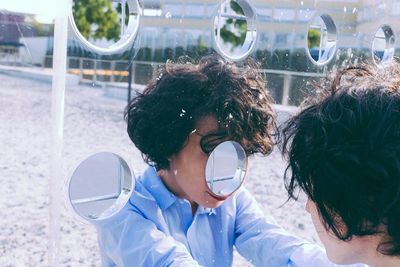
233 186 252 200
126 175 161 213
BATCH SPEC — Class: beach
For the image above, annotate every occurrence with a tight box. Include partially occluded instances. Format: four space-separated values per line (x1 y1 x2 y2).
0 72 319 266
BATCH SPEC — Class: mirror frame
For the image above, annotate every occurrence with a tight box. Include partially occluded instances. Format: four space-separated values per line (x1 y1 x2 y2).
205 141 248 198
68 0 142 55
211 0 258 61
371 24 395 67
305 13 338 66
65 152 135 224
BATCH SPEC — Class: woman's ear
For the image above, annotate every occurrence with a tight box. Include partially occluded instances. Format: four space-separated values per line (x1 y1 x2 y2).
157 168 167 178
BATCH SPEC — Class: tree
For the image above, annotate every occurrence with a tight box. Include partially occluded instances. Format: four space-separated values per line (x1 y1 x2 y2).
217 1 247 50
307 29 321 49
72 0 120 41
31 19 54 37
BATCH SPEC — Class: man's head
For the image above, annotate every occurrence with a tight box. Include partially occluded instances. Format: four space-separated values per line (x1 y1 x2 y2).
125 55 276 207
282 63 400 264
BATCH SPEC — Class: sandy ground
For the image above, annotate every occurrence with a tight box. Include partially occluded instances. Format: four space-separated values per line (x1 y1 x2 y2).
0 73 319 266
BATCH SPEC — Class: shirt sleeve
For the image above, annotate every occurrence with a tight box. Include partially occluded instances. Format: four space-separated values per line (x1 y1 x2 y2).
96 209 203 267
234 188 307 266
233 189 369 267
288 243 369 267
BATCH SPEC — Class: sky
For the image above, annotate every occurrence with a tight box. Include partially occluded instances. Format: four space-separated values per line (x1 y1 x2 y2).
0 0 64 23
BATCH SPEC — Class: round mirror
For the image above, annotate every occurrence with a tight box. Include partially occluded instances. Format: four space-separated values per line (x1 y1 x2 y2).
372 25 395 66
205 141 247 198
69 0 141 55
67 152 134 223
213 0 257 61
306 14 337 65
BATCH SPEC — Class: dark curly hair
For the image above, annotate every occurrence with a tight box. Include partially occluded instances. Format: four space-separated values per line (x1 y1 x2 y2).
281 62 400 256
125 55 276 170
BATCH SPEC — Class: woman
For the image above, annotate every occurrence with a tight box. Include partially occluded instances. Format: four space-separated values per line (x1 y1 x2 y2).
96 55 365 267
282 64 400 267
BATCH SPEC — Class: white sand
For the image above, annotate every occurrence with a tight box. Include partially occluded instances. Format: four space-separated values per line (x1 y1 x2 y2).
0 73 319 266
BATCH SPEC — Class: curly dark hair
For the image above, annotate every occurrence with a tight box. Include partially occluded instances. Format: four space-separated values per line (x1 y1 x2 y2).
125 55 276 170
281 62 400 256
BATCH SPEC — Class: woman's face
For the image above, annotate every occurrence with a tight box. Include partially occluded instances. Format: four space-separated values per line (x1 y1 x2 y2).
167 115 231 208
305 198 363 265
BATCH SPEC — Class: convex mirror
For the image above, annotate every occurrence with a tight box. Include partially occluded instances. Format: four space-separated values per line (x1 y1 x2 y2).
307 14 337 65
69 0 141 55
205 141 247 198
66 152 134 223
213 0 257 61
372 25 395 67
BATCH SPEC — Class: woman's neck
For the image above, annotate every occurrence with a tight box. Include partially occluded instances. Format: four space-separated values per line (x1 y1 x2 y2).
157 168 198 215
157 168 185 198
357 235 400 267
365 253 400 267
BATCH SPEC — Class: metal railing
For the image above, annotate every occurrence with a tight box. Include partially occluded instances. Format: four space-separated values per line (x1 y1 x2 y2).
39 56 327 105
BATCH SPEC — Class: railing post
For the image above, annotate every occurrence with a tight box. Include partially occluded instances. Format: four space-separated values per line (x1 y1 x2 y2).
111 60 116 83
282 73 292 106
79 57 83 81
93 59 97 83
127 61 134 102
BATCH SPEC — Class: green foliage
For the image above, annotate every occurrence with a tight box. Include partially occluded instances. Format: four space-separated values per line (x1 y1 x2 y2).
307 29 321 48
72 0 120 41
217 1 247 50
230 1 244 15
116 2 130 26
31 20 54 37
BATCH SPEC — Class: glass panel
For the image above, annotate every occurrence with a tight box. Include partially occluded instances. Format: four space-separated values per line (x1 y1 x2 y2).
0 2 55 265
6 0 400 266
273 8 296 22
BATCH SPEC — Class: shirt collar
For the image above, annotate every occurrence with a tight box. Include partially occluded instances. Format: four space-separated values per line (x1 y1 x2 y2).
141 166 177 210
140 166 218 216
197 206 217 216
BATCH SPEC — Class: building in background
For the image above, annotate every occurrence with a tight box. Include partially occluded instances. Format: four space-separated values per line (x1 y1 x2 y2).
2 0 400 105
0 10 53 66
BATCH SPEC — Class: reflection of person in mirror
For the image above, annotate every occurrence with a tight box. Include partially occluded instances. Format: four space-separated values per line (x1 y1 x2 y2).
96 55 365 267
281 63 400 267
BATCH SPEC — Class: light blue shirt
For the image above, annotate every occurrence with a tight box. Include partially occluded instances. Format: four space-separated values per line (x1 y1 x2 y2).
96 167 367 267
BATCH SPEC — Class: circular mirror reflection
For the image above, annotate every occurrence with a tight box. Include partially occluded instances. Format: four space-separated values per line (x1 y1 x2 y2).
213 0 257 61
205 141 247 197
306 14 337 65
67 152 133 223
372 25 395 66
69 0 141 55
